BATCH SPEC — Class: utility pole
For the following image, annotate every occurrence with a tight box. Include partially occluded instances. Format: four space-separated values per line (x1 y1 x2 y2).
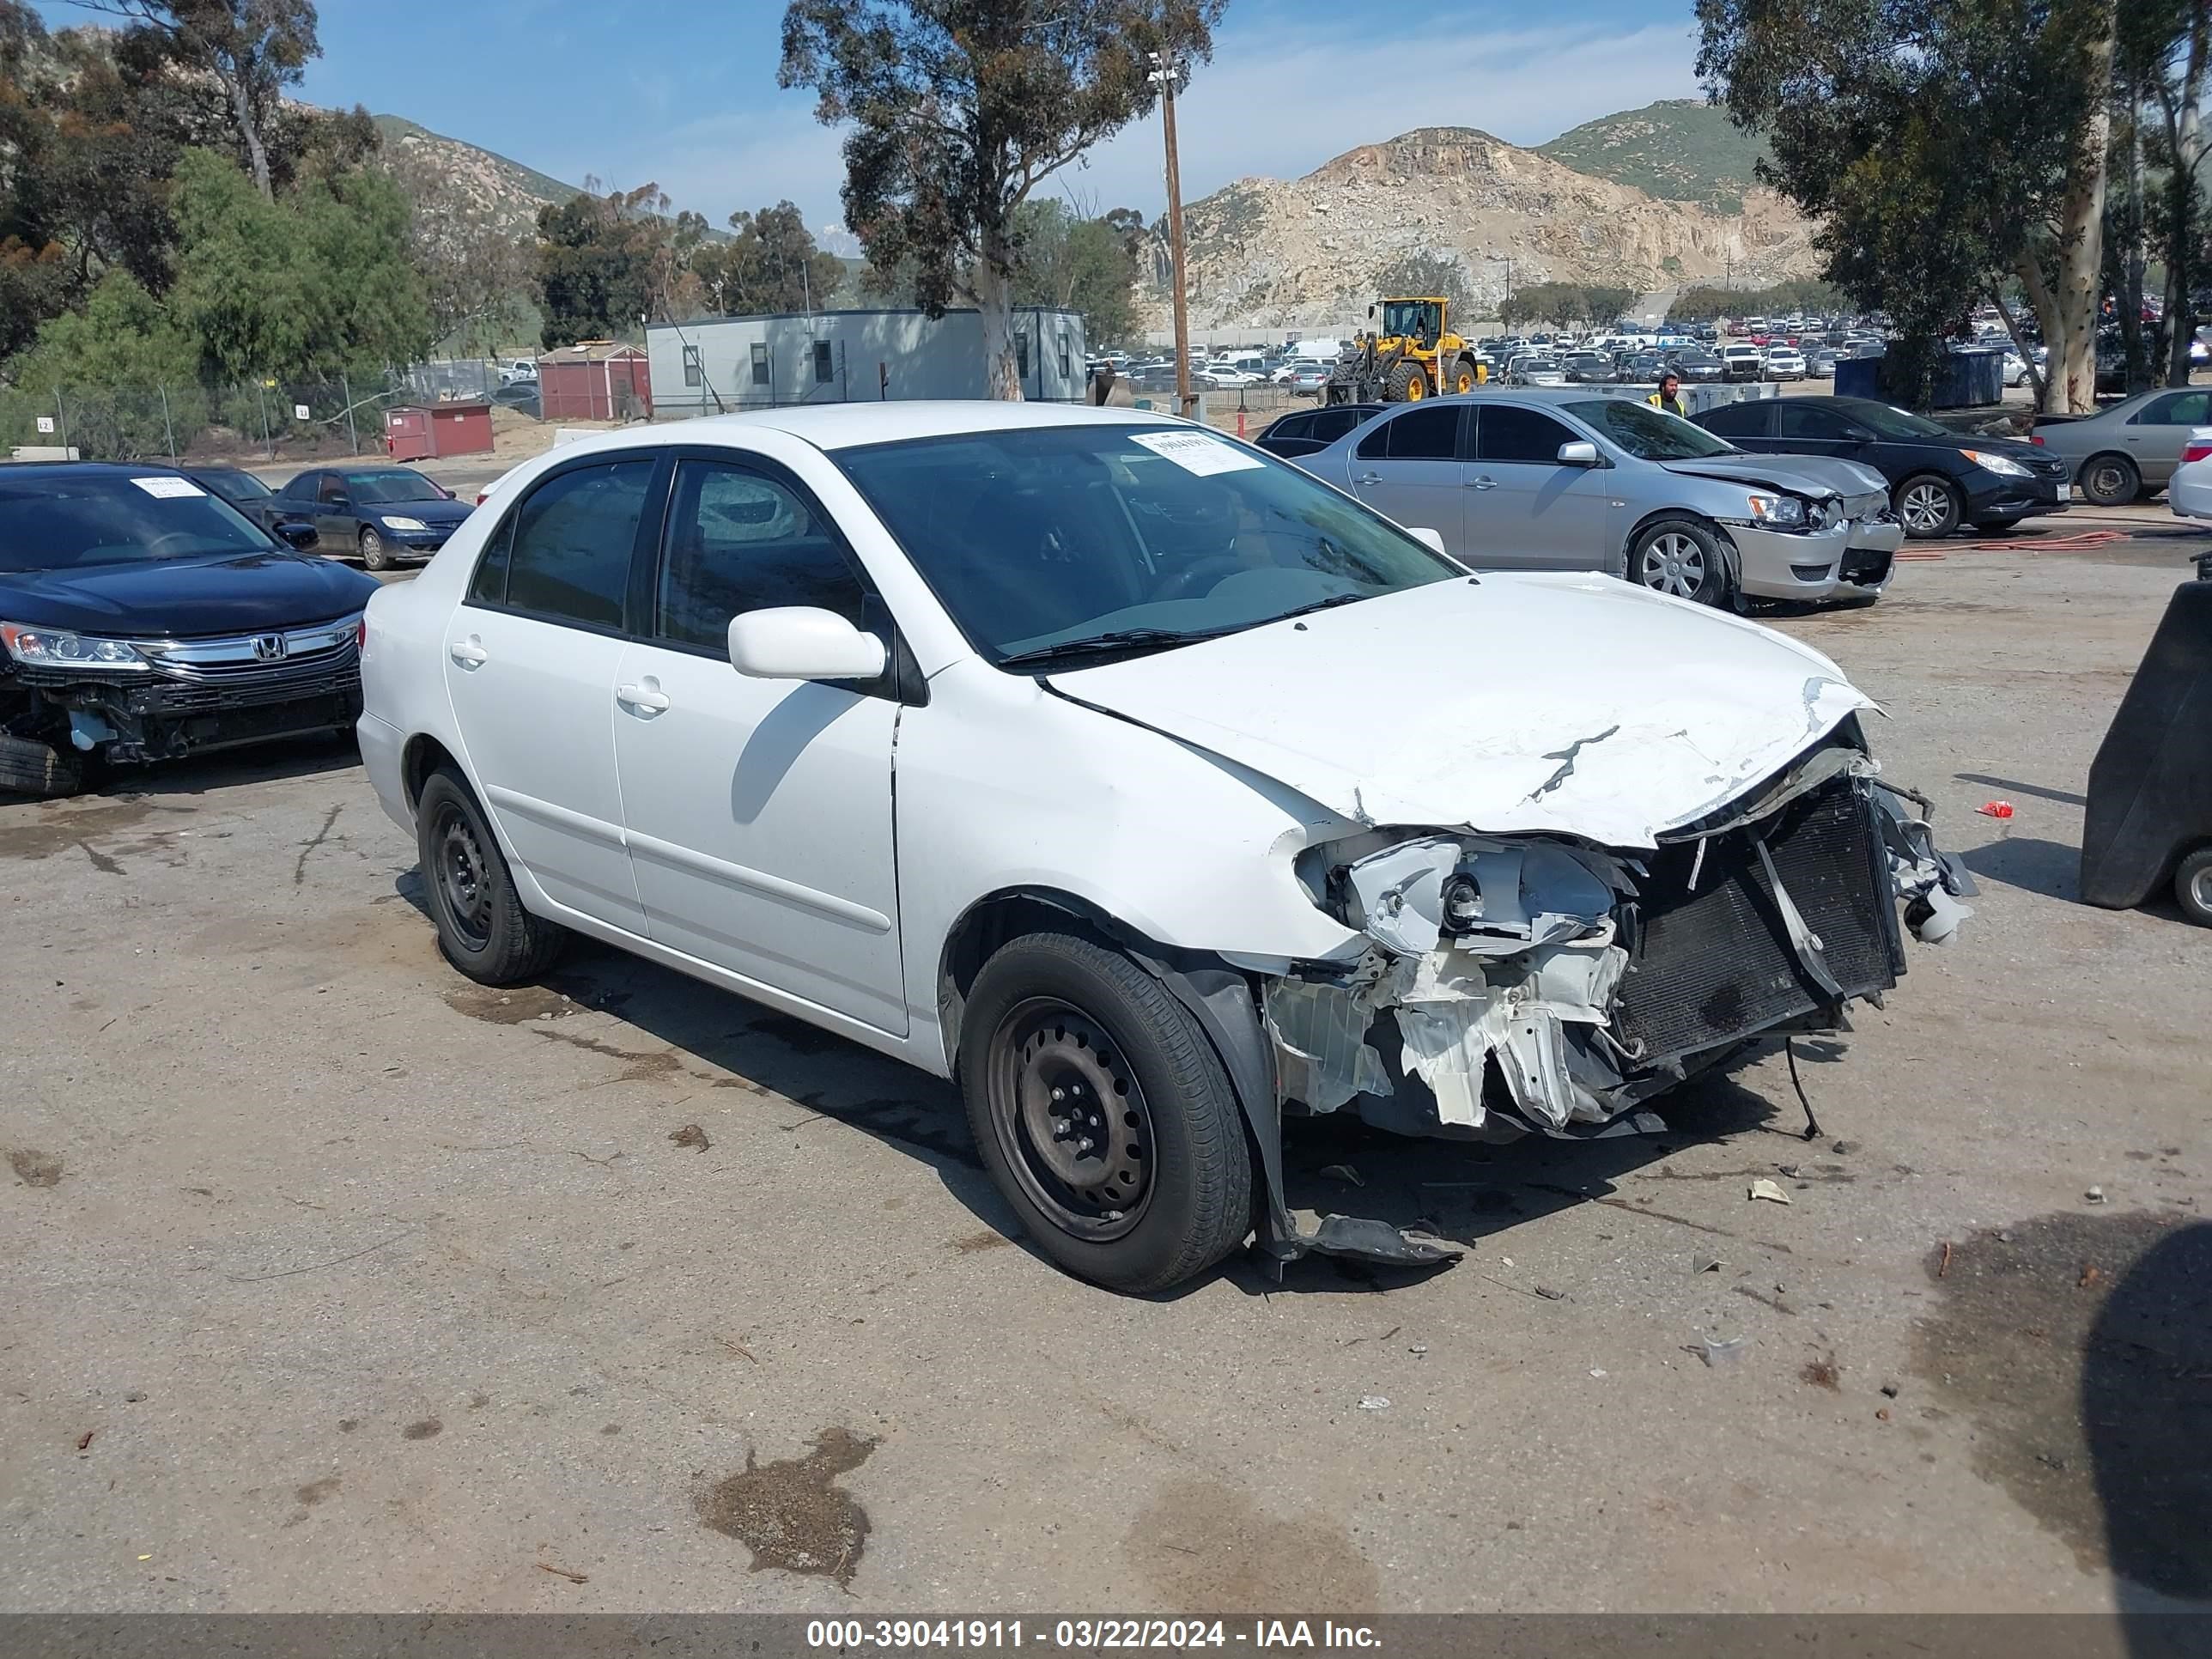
1153 51 1195 421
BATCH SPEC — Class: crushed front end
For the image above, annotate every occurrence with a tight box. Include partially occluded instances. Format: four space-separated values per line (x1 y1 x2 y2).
1263 731 1975 1150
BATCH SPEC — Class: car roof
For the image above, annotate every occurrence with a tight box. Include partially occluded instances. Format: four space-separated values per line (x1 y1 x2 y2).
0 459 190 483
532 400 1189 456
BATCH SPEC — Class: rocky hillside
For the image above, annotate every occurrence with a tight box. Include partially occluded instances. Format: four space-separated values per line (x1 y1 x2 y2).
1538 99 1771 211
1153 126 1818 331
372 114 579 241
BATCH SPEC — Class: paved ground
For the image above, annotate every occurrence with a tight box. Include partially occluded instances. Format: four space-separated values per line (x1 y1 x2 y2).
3 519 2208 1616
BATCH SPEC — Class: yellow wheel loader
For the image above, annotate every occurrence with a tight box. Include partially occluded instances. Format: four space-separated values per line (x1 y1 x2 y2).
1324 296 1486 405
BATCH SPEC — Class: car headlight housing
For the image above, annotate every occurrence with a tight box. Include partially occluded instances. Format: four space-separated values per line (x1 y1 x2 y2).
1961 449 2033 478
1746 492 1809 527
0 620 150 672
380 515 428 532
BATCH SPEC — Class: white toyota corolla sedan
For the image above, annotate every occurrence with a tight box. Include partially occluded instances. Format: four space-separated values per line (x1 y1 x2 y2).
359 402 1973 1293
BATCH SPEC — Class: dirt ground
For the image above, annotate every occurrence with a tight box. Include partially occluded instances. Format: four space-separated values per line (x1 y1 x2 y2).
1 520 2207 1617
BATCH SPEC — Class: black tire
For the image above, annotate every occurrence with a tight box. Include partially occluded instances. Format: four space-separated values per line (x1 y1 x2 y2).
1384 359 1426 402
416 764 564 984
1627 517 1732 606
359 526 392 572
1972 517 2023 535
1450 356 1480 395
1894 473 1964 539
2175 847 2212 927
957 932 1253 1294
0 731 81 799
2077 453 2141 507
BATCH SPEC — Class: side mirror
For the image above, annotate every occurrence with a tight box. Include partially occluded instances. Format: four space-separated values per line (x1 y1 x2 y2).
1557 441 1601 467
1406 526 1448 555
275 520 318 550
727 606 887 683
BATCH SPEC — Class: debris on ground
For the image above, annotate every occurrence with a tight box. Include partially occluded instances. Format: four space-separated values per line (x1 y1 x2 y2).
2084 1185 2107 1205
1747 1178 1794 1205
1801 1351 1842 1391
1832 1139 1861 1155
1692 1254 1723 1274
1976 800 2014 819
669 1124 711 1153
536 1562 588 1583
1357 1395 1390 1412
1692 1336 1750 1368
1589 1369 1607 1378
1534 1285 1567 1301
1881 1382 1900 1398
9 1149 63 1188
1319 1164 1364 1187
75 1431 93 1451
1408 1345 1429 1357
2077 1263 2105 1289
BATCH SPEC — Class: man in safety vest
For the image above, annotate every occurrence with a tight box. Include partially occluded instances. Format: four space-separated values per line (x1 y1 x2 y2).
1647 369 1689 417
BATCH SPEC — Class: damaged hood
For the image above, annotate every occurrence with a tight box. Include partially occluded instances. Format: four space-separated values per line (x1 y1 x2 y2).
1660 453 1889 503
1048 574 1873 850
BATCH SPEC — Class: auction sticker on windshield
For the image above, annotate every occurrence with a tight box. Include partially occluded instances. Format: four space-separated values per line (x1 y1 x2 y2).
1130 430 1265 476
131 477 205 498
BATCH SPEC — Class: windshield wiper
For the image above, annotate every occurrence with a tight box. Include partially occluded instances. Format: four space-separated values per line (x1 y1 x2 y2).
1274 591 1376 621
995 625 1242 671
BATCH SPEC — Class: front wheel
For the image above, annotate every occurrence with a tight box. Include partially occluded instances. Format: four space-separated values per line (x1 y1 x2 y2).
359 526 392 572
1895 474 1963 538
0 731 81 799
416 765 565 983
1385 360 1425 402
958 933 1253 1294
1628 518 1731 606
2176 847 2212 927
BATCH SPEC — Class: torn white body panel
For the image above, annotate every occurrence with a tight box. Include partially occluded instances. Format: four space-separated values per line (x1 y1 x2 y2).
1050 573 1874 851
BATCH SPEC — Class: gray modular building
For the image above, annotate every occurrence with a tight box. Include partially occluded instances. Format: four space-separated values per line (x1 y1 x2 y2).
646 306 1088 417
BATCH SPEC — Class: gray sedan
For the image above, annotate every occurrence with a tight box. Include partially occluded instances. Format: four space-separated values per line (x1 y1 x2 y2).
2031 386 2212 505
1298 389 1903 606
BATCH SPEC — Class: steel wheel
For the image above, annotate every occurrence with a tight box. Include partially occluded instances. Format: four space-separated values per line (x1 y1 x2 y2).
1899 480 1955 537
2178 848 2212 927
2080 456 2138 507
985 997 1154 1242
359 526 390 571
1638 530 1708 598
432 800 494 950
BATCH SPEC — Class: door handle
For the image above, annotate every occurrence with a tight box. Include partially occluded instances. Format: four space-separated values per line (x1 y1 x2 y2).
448 638 488 668
617 682 672 714
1465 477 1498 489
1354 472 1383 484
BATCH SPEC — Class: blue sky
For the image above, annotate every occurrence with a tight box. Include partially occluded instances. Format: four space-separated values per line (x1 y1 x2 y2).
43 1 1705 238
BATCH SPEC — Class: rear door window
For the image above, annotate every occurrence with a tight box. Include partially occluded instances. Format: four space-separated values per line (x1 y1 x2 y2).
1474 405 1577 465
499 459 658 630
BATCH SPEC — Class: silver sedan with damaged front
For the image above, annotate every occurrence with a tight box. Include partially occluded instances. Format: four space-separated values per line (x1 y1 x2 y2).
358 403 1972 1297
1304 390 1904 606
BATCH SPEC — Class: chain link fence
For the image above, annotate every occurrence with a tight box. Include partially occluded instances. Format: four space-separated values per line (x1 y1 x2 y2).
0 359 523 467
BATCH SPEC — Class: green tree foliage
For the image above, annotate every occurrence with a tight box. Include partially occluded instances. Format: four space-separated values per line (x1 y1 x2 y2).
1371 251 1475 319
690 201 847 316
532 183 681 347
2113 0 2209 387
780 0 1223 398
168 148 430 380
1012 199 1140 347
1668 278 1847 321
3 270 205 457
1497 282 1636 327
1697 0 2119 411
82 0 320 198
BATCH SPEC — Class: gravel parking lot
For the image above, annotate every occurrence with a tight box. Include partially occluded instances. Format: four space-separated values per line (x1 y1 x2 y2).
3 519 2207 1616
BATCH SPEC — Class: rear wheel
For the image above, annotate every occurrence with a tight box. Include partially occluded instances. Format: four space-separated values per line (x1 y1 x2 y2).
1895 474 1963 538
2175 847 2212 927
958 933 1253 1293
2077 453 2141 507
1629 518 1731 606
416 765 565 983
1385 360 1426 402
359 526 392 572
0 731 80 799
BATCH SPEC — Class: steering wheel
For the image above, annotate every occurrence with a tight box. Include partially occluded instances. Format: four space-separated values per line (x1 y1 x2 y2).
1154 554 1244 603
145 532 198 557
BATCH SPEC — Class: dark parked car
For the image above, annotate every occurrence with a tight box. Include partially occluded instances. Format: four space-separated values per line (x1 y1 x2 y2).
489 381 542 417
185 466 318 546
1696 394 2069 538
1252 402 1382 459
1561 352 1619 385
275 465 472 571
1668 349 1725 384
0 462 379 797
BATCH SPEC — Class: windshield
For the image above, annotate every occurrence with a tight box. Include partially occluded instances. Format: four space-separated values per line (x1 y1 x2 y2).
834 424 1462 667
199 471 272 502
0 474 275 572
1565 399 1740 460
1841 401 1951 440
1380 300 1442 342
345 469 444 505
